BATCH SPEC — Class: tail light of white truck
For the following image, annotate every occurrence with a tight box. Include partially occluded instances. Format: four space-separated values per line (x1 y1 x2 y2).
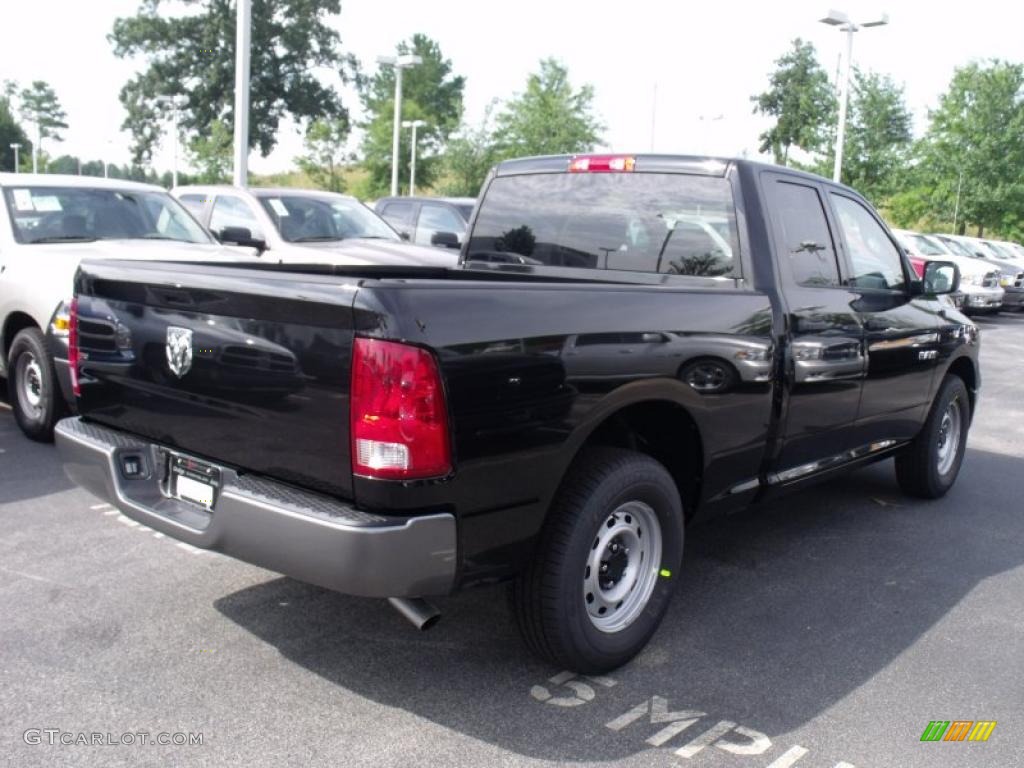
68 297 80 396
350 337 451 480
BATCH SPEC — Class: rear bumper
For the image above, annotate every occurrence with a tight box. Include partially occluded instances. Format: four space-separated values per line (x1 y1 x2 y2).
54 417 457 597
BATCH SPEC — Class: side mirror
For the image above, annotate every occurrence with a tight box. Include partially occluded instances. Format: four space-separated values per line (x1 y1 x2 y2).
430 231 461 249
923 260 960 295
218 226 267 252
640 332 666 343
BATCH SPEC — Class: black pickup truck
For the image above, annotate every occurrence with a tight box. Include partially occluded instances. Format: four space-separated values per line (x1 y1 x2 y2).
55 155 978 672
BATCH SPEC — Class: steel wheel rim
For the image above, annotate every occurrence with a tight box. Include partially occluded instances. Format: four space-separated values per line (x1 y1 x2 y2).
18 352 44 417
685 363 726 392
936 397 962 476
583 500 662 633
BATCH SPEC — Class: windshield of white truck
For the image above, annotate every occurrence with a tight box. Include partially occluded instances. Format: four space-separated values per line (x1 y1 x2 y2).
4 186 213 245
256 193 400 243
466 173 739 277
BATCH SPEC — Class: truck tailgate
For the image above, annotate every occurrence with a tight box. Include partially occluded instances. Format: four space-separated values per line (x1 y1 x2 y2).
73 260 357 499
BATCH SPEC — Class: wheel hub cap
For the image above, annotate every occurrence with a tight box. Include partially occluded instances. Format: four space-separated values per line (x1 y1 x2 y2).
583 500 663 633
20 354 44 412
936 398 962 476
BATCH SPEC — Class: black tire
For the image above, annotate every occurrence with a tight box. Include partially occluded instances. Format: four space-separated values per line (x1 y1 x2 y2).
512 447 685 673
895 375 970 499
7 327 64 442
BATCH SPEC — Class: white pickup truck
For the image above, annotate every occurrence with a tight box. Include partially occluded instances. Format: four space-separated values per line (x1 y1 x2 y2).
0 174 256 441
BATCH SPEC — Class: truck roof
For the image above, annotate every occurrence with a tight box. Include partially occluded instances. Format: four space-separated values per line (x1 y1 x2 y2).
0 173 164 192
492 154 840 188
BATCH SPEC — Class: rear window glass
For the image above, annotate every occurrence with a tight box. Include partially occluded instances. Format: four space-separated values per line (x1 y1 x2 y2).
467 173 739 277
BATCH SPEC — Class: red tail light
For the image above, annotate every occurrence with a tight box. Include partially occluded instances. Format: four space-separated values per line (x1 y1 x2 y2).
350 338 451 480
68 297 80 397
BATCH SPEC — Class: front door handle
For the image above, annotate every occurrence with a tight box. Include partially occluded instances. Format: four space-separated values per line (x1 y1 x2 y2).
792 340 865 383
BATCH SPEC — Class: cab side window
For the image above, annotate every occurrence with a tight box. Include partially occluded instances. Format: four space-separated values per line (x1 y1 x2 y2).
209 196 263 240
178 194 208 219
768 180 841 287
830 194 905 290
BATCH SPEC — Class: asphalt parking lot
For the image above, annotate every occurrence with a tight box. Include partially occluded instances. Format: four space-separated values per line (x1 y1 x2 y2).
1 315 1023 768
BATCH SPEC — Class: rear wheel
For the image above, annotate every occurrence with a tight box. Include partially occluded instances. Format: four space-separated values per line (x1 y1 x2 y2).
895 375 969 499
512 447 684 673
7 327 64 442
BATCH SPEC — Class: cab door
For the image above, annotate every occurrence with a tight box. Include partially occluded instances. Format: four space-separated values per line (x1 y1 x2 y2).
826 191 941 443
761 173 867 473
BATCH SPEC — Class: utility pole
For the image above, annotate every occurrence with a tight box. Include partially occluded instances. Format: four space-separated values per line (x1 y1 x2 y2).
402 120 426 196
232 0 251 187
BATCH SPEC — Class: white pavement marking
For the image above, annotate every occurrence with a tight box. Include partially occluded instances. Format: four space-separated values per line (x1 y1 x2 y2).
153 532 164 539
175 541 204 555
0 566 71 589
765 745 810 768
116 515 139 527
103 508 119 516
90 503 112 510
675 720 736 758
716 725 772 756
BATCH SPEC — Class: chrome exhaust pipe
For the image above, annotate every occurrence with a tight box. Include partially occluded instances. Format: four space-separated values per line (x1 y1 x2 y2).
388 597 441 631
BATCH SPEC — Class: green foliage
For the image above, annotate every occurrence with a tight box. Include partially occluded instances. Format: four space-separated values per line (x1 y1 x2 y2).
439 103 500 197
492 58 602 158
0 90 30 172
752 39 835 164
187 118 232 183
297 118 350 192
917 60 1024 237
814 70 913 203
110 0 355 163
19 80 68 145
358 34 465 197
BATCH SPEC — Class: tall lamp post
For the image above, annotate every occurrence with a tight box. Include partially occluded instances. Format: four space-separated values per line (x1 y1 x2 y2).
9 143 20 173
819 9 889 182
233 0 252 187
377 53 422 196
402 119 426 196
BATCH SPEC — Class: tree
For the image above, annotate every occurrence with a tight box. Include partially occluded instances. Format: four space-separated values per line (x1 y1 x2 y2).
440 103 500 197
752 39 835 165
110 0 356 164
297 118 349 192
188 118 233 183
0 90 30 172
817 70 913 202
493 59 602 158
917 60 1024 236
358 34 465 197
17 81 67 171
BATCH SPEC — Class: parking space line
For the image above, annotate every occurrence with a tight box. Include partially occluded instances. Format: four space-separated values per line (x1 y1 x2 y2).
766 745 809 768
90 503 112 510
116 515 140 528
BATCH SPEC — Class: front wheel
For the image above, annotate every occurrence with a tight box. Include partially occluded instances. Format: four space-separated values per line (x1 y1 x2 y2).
895 375 970 499
512 448 684 673
7 327 65 442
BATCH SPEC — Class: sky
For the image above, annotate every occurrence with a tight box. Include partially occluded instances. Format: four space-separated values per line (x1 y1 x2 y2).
1 0 1022 176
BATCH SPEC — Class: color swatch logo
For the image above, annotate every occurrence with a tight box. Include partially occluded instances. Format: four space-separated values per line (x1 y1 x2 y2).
920 720 997 742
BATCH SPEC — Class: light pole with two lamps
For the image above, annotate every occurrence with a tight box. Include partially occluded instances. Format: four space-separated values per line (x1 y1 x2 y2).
819 9 889 182
402 119 427 196
377 53 422 196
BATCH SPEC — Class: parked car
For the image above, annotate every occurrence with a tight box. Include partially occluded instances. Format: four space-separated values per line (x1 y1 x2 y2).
0 173 257 441
933 234 1024 311
374 196 476 249
173 186 459 267
892 229 998 313
57 155 977 673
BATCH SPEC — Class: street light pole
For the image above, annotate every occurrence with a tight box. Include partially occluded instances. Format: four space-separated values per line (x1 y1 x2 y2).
820 10 889 183
233 0 252 187
9 143 20 173
402 120 426 196
378 53 423 197
33 123 40 174
172 102 180 188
